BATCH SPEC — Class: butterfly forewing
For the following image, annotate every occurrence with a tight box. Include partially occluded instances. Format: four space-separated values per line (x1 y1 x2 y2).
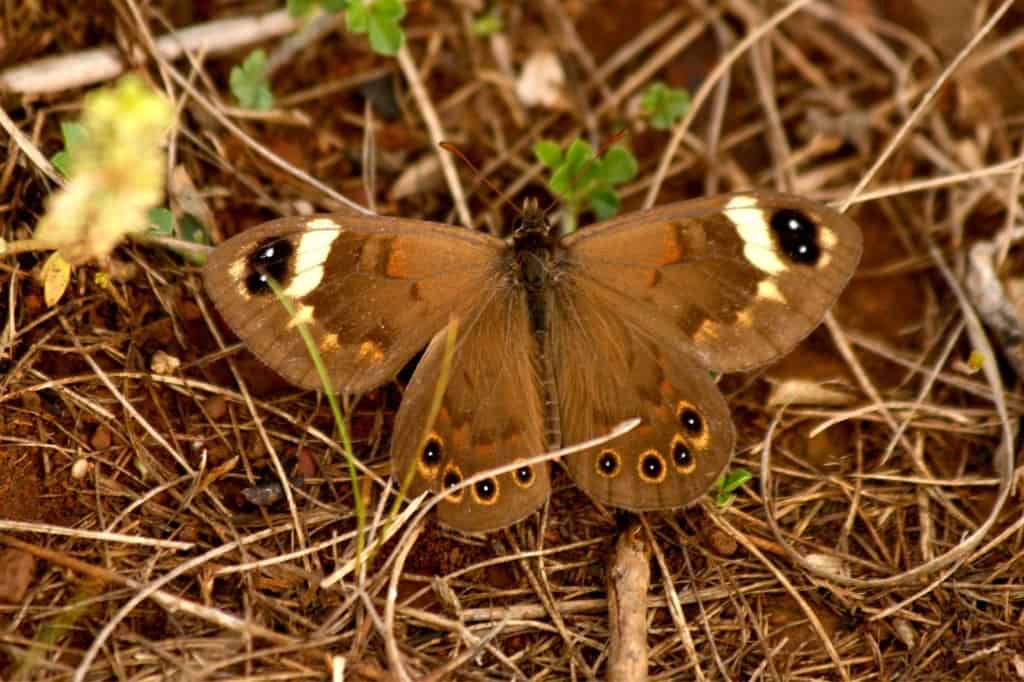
203 214 507 393
559 191 862 373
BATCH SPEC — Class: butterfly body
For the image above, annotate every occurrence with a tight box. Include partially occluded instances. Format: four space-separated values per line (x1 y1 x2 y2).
204 191 861 532
505 199 561 340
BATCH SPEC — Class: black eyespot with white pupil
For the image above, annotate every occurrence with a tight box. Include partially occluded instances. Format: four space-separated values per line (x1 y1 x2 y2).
244 238 294 295
770 209 821 266
673 440 692 468
641 454 663 480
475 478 497 501
515 466 533 485
598 450 620 476
680 408 703 435
443 470 461 489
421 437 442 467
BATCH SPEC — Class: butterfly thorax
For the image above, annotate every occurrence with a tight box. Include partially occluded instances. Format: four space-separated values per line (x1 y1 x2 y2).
510 197 558 276
509 200 560 326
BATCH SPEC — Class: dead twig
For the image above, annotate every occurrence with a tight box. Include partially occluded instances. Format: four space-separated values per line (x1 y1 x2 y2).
607 523 650 682
0 10 301 94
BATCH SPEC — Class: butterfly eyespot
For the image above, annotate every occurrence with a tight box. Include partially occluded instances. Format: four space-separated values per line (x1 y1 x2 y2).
513 465 535 488
596 450 621 478
770 209 822 266
243 238 294 295
676 402 711 448
671 435 696 474
638 451 667 483
441 464 464 503
251 240 289 266
417 434 444 479
473 477 500 505
676 403 704 435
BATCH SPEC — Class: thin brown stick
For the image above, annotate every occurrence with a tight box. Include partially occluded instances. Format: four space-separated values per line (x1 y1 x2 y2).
397 44 473 228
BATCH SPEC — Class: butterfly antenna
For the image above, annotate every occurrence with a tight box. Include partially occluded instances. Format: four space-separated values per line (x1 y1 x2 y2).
540 129 629 218
439 141 524 218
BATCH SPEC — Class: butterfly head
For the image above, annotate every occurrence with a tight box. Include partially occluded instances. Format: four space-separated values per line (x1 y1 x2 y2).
511 197 555 247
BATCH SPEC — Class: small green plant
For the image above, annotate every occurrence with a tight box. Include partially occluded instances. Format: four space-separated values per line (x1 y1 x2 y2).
143 210 210 265
254 274 367 570
346 0 406 56
471 10 503 36
176 214 210 248
286 0 406 56
49 122 86 177
534 138 638 231
715 467 753 508
146 207 175 236
230 50 274 110
641 81 690 130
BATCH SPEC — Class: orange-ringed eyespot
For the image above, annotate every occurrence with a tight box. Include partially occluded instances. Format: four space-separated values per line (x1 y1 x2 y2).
597 449 620 477
473 478 499 505
639 451 666 482
672 437 694 472
514 466 534 487
679 407 703 435
421 436 442 466
443 470 461 489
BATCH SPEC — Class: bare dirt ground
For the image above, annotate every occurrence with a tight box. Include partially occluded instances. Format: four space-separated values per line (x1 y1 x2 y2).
3 1 1024 680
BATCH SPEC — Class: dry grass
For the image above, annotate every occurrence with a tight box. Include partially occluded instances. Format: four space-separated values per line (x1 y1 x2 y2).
3 1 1024 680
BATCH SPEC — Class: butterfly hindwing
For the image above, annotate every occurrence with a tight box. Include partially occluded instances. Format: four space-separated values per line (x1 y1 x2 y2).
390 288 550 533
203 214 507 393
547 287 734 510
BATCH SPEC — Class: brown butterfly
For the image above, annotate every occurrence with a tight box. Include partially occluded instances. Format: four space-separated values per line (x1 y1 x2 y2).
204 191 861 532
